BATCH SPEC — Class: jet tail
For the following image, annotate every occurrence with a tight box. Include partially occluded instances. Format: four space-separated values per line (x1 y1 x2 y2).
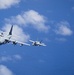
9 25 13 35
40 40 43 43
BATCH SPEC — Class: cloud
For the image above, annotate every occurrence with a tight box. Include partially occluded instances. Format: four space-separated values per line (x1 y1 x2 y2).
55 21 73 36
55 38 67 42
5 10 49 32
0 65 14 75
0 54 22 62
72 7 74 10
0 56 12 62
0 0 20 9
2 24 30 42
13 54 22 60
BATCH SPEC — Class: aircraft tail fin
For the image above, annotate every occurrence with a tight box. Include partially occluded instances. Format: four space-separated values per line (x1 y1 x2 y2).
9 25 13 35
40 40 43 43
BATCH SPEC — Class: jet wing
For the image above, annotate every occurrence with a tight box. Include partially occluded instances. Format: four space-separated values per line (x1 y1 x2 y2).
15 41 30 46
39 43 46 46
29 40 34 43
9 39 30 46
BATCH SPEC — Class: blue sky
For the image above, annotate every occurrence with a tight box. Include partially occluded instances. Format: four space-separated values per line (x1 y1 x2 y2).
0 0 74 75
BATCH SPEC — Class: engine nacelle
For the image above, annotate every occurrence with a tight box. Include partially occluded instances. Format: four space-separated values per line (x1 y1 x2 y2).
12 41 17 45
20 44 23 46
4 39 10 43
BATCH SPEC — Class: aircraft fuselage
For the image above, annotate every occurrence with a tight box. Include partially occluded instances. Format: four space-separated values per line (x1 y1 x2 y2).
32 41 41 46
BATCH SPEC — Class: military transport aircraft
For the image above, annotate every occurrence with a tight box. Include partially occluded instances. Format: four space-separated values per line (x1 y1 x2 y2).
0 25 30 46
29 40 46 46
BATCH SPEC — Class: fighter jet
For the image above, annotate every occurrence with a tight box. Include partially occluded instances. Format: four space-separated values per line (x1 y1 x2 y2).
0 25 30 46
29 40 46 46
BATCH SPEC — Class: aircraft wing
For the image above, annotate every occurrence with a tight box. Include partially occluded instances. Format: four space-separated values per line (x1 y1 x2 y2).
40 43 46 46
29 40 34 43
15 41 30 46
9 39 30 46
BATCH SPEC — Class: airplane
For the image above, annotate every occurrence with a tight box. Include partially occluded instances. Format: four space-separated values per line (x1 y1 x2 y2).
0 25 30 46
29 40 46 46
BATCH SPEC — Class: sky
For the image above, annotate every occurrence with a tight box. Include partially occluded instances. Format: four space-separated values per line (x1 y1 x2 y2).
0 0 74 75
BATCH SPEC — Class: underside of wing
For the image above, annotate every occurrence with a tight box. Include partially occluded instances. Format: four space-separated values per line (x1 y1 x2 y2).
9 39 30 46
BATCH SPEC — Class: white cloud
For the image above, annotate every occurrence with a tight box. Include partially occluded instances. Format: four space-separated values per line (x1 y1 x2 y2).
5 10 49 32
0 56 12 62
55 38 67 42
0 0 20 9
72 7 74 10
13 54 22 60
2 24 30 42
55 21 73 36
0 65 14 75
0 54 22 62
